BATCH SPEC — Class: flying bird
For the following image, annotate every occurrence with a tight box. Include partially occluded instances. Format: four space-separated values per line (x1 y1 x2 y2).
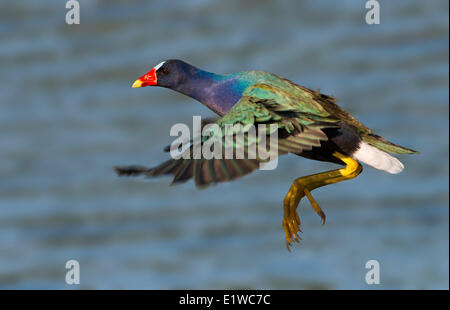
115 59 418 250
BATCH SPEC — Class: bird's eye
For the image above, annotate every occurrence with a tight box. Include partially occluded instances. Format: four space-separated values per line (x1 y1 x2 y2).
160 67 169 75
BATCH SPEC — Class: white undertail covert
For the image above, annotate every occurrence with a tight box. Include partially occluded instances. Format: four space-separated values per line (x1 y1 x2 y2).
353 141 404 174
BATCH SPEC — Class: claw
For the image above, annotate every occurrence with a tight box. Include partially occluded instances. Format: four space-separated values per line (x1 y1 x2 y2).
286 242 292 252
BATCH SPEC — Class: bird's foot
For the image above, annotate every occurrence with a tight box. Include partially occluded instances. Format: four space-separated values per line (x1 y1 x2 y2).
282 182 303 251
282 181 326 251
281 153 362 250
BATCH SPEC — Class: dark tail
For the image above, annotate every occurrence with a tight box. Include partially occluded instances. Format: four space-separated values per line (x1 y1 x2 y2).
362 134 419 154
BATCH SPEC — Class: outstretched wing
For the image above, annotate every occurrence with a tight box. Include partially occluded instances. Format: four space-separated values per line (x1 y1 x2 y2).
115 84 340 187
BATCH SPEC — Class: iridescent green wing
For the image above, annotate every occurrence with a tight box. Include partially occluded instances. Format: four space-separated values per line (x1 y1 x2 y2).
115 84 340 187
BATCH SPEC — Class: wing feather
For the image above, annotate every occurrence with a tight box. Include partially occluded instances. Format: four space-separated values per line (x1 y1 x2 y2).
115 84 339 187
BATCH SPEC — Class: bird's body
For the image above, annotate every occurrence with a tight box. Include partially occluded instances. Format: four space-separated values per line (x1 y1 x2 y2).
118 59 418 249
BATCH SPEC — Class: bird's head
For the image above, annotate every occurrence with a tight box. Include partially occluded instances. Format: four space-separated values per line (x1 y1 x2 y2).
131 59 233 115
132 59 191 89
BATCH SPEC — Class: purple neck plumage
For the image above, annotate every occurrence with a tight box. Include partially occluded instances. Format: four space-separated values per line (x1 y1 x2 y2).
168 66 249 116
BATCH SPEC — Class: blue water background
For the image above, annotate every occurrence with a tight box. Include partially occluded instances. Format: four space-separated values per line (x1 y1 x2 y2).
0 0 448 289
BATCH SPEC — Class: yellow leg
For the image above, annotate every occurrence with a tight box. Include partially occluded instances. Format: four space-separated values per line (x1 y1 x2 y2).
282 152 363 250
